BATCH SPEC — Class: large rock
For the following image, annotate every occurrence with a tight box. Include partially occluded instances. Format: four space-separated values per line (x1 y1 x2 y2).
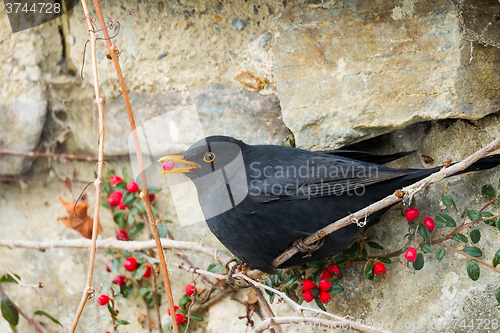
0 12 62 175
272 0 500 150
65 85 290 155
0 94 47 175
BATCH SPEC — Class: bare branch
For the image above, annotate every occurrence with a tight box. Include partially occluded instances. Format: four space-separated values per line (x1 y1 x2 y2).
273 136 500 268
68 0 106 330
250 316 379 333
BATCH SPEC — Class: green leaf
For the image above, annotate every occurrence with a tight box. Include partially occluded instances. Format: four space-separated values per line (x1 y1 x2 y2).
314 297 327 311
367 241 384 250
435 213 456 228
378 257 392 264
363 262 374 280
470 227 481 244
0 274 20 284
467 260 480 281
34 310 63 327
122 192 136 205
157 223 167 238
122 283 134 298
129 206 139 216
189 313 204 321
111 284 121 294
115 319 129 325
122 167 128 179
493 257 498 268
110 258 120 273
278 269 286 282
333 255 349 265
496 286 500 303
306 259 327 269
452 233 468 243
148 188 160 194
496 218 500 230
441 193 457 210
467 209 481 221
329 284 344 294
481 185 496 198
179 294 191 306
462 246 482 257
130 223 145 234
413 253 424 270
284 275 299 287
420 244 432 253
113 211 126 225
127 214 135 225
207 263 225 273
107 304 118 316
102 182 111 194
418 224 430 240
1 296 19 326
436 246 445 259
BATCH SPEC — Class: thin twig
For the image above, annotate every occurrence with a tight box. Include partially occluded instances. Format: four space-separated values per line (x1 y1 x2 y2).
274 136 500 268
68 0 106 330
250 286 283 333
151 268 162 332
88 0 179 329
0 284 46 333
437 242 500 274
1 266 42 289
250 316 370 333
0 149 122 161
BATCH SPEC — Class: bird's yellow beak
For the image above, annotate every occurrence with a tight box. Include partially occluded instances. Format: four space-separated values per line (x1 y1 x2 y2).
158 155 201 174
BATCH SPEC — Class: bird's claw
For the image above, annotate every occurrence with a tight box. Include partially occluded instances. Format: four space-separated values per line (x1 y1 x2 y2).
225 261 251 290
292 238 325 257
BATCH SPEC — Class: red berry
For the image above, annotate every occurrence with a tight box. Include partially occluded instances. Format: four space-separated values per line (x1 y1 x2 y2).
116 230 129 241
320 264 340 280
149 194 156 202
126 181 139 193
118 202 127 210
301 279 315 291
175 313 185 325
404 208 420 222
405 247 417 262
319 291 331 304
142 265 152 278
162 160 175 171
107 194 120 207
112 275 126 287
110 175 123 186
302 290 314 303
97 295 109 306
318 279 332 292
423 217 435 232
124 257 138 271
106 259 112 272
373 262 386 276
168 305 179 316
185 284 196 296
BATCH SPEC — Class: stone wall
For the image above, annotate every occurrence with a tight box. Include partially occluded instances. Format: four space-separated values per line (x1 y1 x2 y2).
1 0 500 332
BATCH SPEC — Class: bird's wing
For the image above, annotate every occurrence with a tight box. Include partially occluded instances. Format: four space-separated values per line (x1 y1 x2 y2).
245 148 412 202
321 150 416 165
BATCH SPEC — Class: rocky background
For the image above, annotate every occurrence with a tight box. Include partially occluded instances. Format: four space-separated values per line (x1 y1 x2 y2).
1 0 500 332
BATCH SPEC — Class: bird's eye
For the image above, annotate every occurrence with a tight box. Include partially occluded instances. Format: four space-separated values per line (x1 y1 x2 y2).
203 152 216 163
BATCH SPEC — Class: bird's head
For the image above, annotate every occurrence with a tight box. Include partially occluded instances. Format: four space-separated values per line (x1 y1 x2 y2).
158 136 246 180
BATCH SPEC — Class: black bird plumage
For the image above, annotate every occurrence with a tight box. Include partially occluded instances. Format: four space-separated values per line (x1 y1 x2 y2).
161 136 500 273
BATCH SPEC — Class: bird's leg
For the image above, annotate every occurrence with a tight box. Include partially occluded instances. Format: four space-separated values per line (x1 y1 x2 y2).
226 261 252 290
292 238 325 257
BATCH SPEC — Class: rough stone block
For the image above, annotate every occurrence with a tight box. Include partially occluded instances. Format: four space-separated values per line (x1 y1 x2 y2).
273 0 500 149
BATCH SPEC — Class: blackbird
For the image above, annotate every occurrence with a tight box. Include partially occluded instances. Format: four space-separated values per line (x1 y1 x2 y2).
160 136 500 273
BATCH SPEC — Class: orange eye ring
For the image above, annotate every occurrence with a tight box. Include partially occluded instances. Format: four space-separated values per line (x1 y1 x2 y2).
203 152 216 163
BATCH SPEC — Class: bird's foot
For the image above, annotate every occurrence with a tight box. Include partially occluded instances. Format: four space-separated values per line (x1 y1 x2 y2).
226 261 251 290
292 238 325 257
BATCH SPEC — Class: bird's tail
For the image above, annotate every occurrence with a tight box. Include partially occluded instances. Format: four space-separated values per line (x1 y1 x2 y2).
454 154 500 175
